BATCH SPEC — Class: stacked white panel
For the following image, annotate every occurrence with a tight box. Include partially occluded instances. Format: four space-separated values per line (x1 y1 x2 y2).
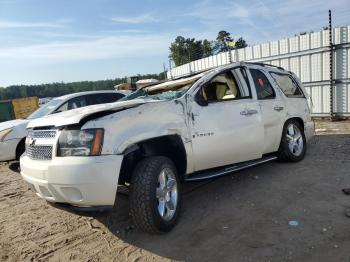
270 41 279 56
300 34 310 51
280 59 289 71
300 55 311 82
311 54 322 81
253 45 261 59
348 83 350 113
322 30 330 47
334 83 348 114
271 60 280 67
166 26 350 116
290 57 300 77
279 39 289 54
245 47 253 60
261 43 270 57
238 48 245 61
348 49 350 78
322 52 330 80
289 36 299 53
310 32 321 49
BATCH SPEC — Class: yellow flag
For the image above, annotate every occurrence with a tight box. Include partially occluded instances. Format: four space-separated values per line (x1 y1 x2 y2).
228 41 236 47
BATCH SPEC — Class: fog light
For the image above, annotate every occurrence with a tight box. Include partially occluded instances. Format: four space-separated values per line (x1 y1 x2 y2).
39 186 52 197
61 187 83 202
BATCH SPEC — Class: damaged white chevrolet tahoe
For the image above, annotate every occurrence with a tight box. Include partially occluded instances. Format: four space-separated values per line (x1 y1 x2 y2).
20 62 314 233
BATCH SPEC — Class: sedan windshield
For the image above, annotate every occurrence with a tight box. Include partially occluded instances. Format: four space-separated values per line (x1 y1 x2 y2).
27 99 63 120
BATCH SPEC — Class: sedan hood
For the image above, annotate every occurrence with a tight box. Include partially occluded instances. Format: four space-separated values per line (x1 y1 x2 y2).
0 119 29 131
27 99 148 128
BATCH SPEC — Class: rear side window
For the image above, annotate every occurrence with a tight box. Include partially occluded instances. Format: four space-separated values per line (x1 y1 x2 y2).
87 93 124 105
270 73 304 97
250 69 275 100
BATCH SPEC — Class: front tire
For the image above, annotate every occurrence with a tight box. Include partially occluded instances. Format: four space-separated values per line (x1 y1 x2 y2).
16 139 25 160
130 156 181 233
277 119 306 162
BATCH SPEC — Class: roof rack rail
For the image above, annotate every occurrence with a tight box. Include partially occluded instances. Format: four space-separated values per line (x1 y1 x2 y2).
242 62 285 71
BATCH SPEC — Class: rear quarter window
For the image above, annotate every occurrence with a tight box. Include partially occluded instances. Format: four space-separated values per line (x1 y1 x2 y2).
270 73 304 98
249 69 275 100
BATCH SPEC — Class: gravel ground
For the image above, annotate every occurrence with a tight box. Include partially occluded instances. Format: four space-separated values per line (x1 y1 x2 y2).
1 120 350 262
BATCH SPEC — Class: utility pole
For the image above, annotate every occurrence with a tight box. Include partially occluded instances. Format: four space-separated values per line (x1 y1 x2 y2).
329 9 335 121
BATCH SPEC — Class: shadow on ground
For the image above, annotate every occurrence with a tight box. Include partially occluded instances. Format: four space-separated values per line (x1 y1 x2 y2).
96 165 279 261
3 135 349 261
8 161 20 173
94 135 350 261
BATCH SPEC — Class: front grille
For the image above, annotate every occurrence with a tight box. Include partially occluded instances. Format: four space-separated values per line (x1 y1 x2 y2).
26 145 53 160
29 130 57 139
25 129 57 160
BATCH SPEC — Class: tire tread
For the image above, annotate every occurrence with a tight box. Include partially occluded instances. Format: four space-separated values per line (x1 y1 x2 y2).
129 156 180 233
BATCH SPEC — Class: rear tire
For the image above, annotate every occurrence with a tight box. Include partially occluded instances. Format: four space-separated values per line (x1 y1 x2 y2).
129 156 181 233
277 119 306 162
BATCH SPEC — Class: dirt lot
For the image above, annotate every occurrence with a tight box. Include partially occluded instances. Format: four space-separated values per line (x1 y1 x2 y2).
1 120 350 262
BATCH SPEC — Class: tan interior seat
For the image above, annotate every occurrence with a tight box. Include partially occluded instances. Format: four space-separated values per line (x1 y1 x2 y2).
216 83 228 100
202 72 241 102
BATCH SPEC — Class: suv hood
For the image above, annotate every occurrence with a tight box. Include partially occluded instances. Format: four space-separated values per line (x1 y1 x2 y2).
27 99 148 128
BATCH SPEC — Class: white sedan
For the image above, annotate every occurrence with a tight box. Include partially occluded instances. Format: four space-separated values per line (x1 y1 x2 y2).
0 90 128 161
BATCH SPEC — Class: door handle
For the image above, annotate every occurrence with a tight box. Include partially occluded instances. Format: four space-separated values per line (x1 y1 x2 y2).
240 109 258 116
274 106 284 111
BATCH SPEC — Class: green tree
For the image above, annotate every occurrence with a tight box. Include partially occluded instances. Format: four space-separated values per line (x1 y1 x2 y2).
235 37 248 49
214 31 248 53
202 39 214 57
169 32 248 65
169 36 187 66
0 72 166 100
214 30 234 53
169 36 204 66
186 38 203 62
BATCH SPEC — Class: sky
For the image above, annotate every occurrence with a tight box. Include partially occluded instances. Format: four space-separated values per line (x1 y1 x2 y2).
0 0 349 87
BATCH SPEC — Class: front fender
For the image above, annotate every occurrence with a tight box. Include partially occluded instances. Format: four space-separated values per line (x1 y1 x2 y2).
83 100 191 155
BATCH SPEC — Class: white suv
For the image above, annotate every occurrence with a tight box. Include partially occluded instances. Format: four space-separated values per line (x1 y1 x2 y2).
20 62 314 233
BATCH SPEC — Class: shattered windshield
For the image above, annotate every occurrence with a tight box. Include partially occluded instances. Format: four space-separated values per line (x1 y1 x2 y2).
120 73 204 101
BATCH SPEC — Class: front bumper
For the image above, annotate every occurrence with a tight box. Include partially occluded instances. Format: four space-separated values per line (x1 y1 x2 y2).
20 154 123 207
0 138 21 161
305 120 315 141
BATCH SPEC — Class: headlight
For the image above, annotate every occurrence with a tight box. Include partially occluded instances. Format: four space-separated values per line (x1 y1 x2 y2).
57 128 104 157
0 128 13 142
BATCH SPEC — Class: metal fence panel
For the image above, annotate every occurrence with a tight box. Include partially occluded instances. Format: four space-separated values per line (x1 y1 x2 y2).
0 101 15 123
167 26 350 116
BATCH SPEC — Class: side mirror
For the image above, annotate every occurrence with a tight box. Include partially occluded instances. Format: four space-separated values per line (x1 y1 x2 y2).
195 87 208 107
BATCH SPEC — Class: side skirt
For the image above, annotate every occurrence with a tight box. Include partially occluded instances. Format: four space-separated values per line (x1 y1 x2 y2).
184 155 277 182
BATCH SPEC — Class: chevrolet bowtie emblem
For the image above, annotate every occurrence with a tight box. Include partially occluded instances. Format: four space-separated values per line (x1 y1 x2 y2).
28 137 36 146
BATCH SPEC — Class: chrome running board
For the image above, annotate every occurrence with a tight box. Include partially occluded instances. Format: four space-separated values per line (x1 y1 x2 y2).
184 155 277 182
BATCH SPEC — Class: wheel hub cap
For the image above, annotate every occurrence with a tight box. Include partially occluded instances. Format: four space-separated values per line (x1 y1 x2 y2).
286 123 304 156
156 168 178 221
